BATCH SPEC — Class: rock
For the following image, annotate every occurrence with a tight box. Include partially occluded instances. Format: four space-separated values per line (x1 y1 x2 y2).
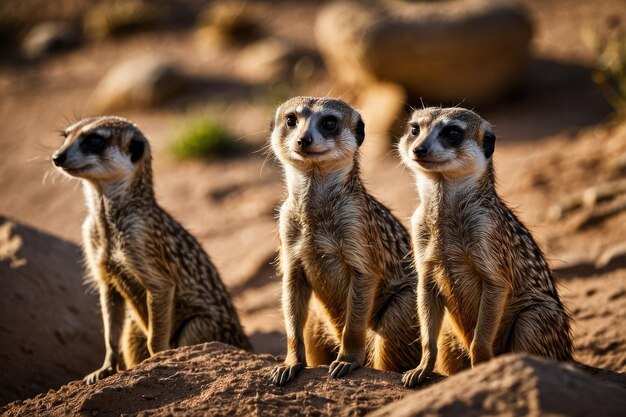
0 216 103 405
84 0 163 41
356 82 407 160
315 0 533 104
196 1 261 46
89 55 189 112
0 342 412 416
574 195 626 231
21 22 79 59
597 241 626 271
548 194 584 220
234 39 295 84
368 354 626 417
582 178 626 207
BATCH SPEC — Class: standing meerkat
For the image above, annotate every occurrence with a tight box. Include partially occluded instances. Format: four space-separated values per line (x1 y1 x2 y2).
398 107 573 387
52 116 251 384
269 96 421 386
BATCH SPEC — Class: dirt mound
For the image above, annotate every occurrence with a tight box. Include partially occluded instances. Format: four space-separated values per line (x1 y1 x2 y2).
0 216 103 405
1 342 418 417
4 344 625 417
370 354 626 417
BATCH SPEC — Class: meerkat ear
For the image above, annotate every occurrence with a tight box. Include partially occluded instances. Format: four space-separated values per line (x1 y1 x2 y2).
269 118 275 133
355 116 365 147
483 132 496 159
129 138 145 163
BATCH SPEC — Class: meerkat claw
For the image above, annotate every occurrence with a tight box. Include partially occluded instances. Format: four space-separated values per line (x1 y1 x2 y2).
329 359 360 378
271 363 303 386
83 365 115 385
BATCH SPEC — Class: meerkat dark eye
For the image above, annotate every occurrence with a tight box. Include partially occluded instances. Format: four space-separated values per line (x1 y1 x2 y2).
82 133 106 153
441 126 464 145
320 116 338 132
286 114 297 128
411 125 420 136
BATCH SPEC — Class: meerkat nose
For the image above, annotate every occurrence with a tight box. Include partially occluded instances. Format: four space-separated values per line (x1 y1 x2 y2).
413 145 428 157
297 134 313 148
52 151 67 166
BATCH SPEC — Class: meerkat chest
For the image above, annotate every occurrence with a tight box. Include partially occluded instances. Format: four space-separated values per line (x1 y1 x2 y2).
304 205 359 272
415 196 488 290
290 195 362 306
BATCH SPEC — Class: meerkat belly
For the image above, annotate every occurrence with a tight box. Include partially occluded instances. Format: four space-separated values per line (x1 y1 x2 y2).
436 237 484 348
105 255 149 329
299 219 356 325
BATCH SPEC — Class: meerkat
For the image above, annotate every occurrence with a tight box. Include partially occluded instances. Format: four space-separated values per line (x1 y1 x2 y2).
398 107 574 387
268 96 421 386
52 116 251 384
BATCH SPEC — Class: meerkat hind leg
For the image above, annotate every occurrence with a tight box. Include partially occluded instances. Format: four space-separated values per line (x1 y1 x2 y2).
368 289 422 372
174 316 220 347
122 317 149 369
304 308 339 366
435 321 470 375
508 301 573 361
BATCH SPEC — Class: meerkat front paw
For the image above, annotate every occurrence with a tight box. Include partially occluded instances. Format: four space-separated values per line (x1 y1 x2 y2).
270 363 304 386
402 354 435 388
329 354 362 378
84 365 116 385
401 365 432 388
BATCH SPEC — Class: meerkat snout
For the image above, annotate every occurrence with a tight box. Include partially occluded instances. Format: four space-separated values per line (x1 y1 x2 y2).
296 131 313 149
52 151 67 167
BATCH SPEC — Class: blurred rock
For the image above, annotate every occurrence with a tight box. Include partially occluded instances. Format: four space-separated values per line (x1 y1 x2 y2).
548 198 581 221
315 0 533 104
0 216 102 405
597 241 626 271
357 82 407 160
84 0 163 41
235 39 295 84
196 1 261 46
21 22 78 59
616 152 626 173
369 354 626 417
89 55 189 112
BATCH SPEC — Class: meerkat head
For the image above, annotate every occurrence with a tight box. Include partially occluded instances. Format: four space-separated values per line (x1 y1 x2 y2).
270 96 365 171
399 107 496 178
52 116 150 183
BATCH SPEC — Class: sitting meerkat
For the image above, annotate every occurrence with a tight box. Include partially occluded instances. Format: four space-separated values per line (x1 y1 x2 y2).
269 96 421 386
52 116 251 384
398 107 573 387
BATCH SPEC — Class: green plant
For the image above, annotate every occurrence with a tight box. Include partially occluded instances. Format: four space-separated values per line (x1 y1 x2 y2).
583 16 626 116
171 117 241 160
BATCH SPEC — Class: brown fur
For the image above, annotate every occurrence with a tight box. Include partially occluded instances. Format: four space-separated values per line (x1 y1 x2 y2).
269 97 421 386
398 107 573 387
53 116 251 384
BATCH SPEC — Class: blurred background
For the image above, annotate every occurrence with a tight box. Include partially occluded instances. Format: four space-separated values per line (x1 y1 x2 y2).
0 0 625 406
